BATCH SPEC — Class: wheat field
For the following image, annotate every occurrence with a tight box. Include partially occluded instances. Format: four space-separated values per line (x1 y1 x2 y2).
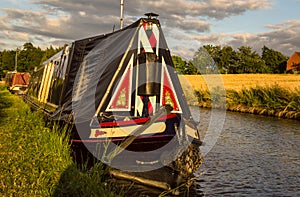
180 74 300 91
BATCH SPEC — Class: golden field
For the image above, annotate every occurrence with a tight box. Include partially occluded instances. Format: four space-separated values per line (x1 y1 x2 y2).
180 74 300 91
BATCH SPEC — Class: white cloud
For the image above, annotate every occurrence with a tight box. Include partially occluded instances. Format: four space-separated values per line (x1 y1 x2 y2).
1 0 298 59
78 11 86 17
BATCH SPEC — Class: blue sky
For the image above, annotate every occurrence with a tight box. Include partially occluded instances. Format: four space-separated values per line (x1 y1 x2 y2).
0 0 299 59
213 0 299 34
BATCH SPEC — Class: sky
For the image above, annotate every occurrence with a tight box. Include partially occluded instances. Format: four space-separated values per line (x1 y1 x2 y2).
0 0 299 59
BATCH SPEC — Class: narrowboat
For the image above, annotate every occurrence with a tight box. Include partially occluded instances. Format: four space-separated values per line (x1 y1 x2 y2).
24 13 203 190
5 71 30 94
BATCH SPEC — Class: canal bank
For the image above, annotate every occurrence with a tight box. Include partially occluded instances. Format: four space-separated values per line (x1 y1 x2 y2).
181 74 300 120
194 85 300 120
226 104 300 120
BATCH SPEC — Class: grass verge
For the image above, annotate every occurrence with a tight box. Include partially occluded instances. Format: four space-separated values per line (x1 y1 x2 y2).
0 85 121 196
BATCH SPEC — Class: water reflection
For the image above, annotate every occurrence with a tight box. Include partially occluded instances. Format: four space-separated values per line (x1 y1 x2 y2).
118 109 300 196
198 109 300 196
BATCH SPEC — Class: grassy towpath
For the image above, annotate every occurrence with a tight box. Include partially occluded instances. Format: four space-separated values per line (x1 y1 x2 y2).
0 85 121 196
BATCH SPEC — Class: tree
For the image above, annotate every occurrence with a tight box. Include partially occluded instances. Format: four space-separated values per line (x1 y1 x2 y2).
194 45 290 74
191 46 217 74
185 61 199 75
172 55 199 74
235 46 269 73
262 46 288 73
172 55 186 74
0 43 62 75
202 45 222 71
218 46 238 74
0 50 15 77
202 45 221 61
40 45 60 63
17 42 44 72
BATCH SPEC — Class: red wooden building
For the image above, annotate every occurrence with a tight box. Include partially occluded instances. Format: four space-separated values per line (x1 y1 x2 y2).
286 52 300 73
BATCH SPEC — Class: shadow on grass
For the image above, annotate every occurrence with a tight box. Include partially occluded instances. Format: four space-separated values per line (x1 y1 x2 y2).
51 161 122 197
51 143 122 197
52 162 202 197
0 86 13 124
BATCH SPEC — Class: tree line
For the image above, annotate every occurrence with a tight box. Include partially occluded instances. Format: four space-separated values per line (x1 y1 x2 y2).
0 42 290 79
173 45 289 74
0 43 61 79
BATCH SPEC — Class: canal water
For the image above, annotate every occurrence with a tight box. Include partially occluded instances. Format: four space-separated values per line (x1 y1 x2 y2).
196 108 300 196
119 108 300 196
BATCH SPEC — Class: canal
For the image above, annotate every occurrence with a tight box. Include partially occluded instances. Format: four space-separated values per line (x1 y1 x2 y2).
118 108 299 196
196 108 300 196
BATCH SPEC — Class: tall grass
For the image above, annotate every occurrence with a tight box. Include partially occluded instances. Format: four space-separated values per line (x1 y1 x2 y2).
194 84 300 119
0 85 121 196
194 87 226 108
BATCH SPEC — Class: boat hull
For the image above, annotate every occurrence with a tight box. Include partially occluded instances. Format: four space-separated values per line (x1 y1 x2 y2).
71 135 203 190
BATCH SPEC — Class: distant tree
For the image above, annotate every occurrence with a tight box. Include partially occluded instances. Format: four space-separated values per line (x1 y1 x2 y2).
237 46 253 73
172 55 186 74
218 46 238 74
0 50 16 77
195 45 291 74
17 42 44 72
172 55 199 74
40 45 61 63
235 46 268 73
185 61 199 75
261 46 288 73
202 45 221 61
0 52 2 78
0 43 63 75
192 46 217 74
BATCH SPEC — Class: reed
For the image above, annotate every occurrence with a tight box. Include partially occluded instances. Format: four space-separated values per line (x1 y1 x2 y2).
192 84 300 119
0 85 121 196
226 86 300 119
181 74 300 119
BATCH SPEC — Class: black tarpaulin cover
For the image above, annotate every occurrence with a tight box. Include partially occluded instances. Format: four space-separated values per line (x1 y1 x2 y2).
51 18 193 126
